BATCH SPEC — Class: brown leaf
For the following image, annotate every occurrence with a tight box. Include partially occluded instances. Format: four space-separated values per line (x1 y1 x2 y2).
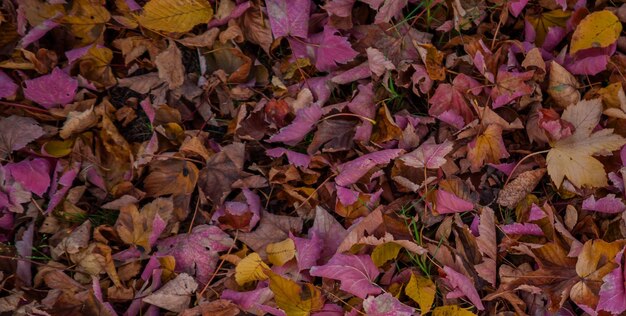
180 299 240 316
60 106 99 139
238 211 303 258
198 142 247 204
307 119 356 155
143 273 198 312
144 160 199 197
155 41 185 89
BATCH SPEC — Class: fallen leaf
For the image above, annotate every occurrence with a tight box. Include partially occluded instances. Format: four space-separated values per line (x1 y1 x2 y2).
570 10 622 55
443 265 484 310
432 305 477 316
155 41 185 89
239 211 303 258
548 62 580 108
235 252 270 285
405 274 436 313
363 292 414 316
267 271 324 316
0 116 45 158
143 273 198 312
266 0 310 39
309 253 381 299
546 99 626 188
266 238 296 266
23 67 77 108
497 169 546 208
136 0 214 33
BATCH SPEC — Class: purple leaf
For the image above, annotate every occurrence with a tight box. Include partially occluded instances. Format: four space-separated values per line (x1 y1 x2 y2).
313 26 358 72
15 221 34 286
443 266 485 310
266 0 310 38
268 104 322 146
0 116 45 158
291 231 322 271
500 223 544 236
429 74 480 129
222 286 274 315
435 190 474 214
156 225 234 284
400 137 453 169
582 194 626 214
312 206 348 260
0 71 18 99
509 0 528 17
331 62 371 84
324 0 355 18
266 148 311 168
46 161 79 214
0 165 31 214
6 158 51 197
335 149 403 186
309 253 381 299
567 55 609 76
20 17 60 48
23 67 78 108
597 248 626 314
528 204 546 221
491 68 534 108
363 293 414 316
366 47 395 77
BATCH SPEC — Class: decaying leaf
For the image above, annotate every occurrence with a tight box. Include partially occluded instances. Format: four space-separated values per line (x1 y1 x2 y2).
136 0 214 33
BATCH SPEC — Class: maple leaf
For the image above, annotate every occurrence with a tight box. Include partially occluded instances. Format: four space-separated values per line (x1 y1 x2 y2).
400 137 453 169
312 26 358 72
546 99 626 188
0 116 44 159
467 124 510 169
5 158 51 197
443 266 485 310
309 253 381 299
23 67 77 108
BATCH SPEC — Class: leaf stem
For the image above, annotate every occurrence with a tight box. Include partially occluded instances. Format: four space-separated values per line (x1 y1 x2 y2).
504 149 550 186
322 113 377 124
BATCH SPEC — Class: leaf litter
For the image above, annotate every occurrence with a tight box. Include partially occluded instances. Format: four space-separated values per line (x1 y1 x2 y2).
2 0 626 315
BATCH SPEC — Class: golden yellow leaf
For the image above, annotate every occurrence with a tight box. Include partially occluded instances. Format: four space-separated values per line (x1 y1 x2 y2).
528 10 570 47
570 10 622 55
266 238 296 266
136 0 214 33
405 274 435 313
371 242 403 267
267 271 324 316
158 255 176 281
79 46 115 87
432 305 477 316
235 253 269 285
61 0 110 44
547 99 626 188
467 124 509 169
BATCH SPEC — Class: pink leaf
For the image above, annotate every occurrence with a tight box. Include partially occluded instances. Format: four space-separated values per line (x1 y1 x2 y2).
331 62 371 84
46 161 79 214
500 223 544 236
567 55 609 76
268 104 322 146
324 0 355 18
314 26 358 72
582 194 626 214
156 225 234 284
0 165 31 214
266 0 310 38
291 231 322 271
366 47 395 77
23 67 77 108
597 248 626 314
429 74 480 128
400 137 453 169
312 206 348 260
363 293 414 316
0 116 45 158
6 158 50 197
266 148 311 168
509 0 528 17
435 190 474 214
335 149 403 186
528 204 546 221
491 68 534 108
309 253 381 299
222 286 274 315
20 17 60 47
0 71 18 99
374 0 408 24
443 266 485 310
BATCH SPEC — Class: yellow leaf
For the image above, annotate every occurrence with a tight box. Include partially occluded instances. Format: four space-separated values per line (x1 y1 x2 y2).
570 10 622 55
235 253 269 285
432 305 477 316
158 255 176 281
79 46 115 87
467 124 509 169
61 0 110 44
43 139 75 157
136 0 214 33
528 10 570 47
405 274 435 313
266 238 296 266
547 99 626 188
267 271 324 316
371 242 403 267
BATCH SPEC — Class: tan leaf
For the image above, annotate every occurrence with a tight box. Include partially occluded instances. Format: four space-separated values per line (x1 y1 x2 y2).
547 99 626 188
497 169 546 208
60 106 99 139
143 273 198 312
155 41 185 89
548 62 580 108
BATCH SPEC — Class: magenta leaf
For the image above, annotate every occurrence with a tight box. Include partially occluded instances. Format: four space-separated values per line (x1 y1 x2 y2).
491 68 534 108
266 0 310 39
509 0 528 17
6 158 51 197
23 67 78 108
363 293 414 316
443 265 485 310
15 221 34 286
313 26 358 72
400 137 453 169
20 17 60 48
291 231 322 271
324 0 355 18
156 225 234 284
268 104 322 146
0 116 45 158
312 206 348 260
597 248 626 314
335 149 403 186
0 165 31 214
222 286 274 315
266 147 311 168
0 71 18 99
582 194 626 214
46 161 80 213
428 74 480 128
500 223 544 236
309 253 381 299
435 189 474 214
